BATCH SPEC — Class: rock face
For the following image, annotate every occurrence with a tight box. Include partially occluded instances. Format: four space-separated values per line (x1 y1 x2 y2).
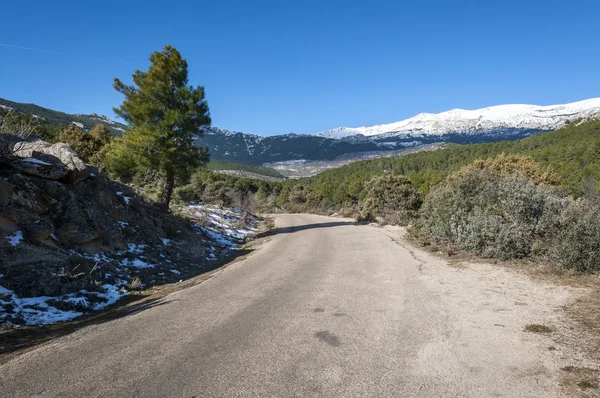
11 140 89 183
0 162 206 298
0 178 17 235
0 156 69 180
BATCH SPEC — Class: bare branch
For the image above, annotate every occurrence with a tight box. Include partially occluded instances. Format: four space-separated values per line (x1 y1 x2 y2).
0 112 40 155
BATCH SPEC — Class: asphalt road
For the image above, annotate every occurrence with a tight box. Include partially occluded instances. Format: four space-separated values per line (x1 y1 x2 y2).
0 214 568 397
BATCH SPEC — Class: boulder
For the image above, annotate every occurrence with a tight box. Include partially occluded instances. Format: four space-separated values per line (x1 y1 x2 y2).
2 156 69 180
12 140 89 183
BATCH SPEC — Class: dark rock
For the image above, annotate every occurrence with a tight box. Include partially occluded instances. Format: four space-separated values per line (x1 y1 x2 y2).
22 218 55 241
2 156 69 180
0 178 12 211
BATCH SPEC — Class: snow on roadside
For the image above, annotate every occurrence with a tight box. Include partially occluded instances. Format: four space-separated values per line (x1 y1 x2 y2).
0 284 128 326
186 204 258 258
0 204 258 327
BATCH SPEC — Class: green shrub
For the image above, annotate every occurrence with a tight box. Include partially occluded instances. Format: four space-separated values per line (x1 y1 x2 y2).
550 199 600 273
57 124 111 163
202 180 232 206
410 155 600 272
451 153 560 186
173 184 199 202
410 156 566 259
359 174 422 225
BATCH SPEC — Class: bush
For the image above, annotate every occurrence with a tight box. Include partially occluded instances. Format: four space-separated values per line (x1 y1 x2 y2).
550 199 600 273
57 124 111 163
359 174 422 225
0 111 41 155
451 153 560 186
173 184 199 202
410 154 600 272
202 180 232 206
410 156 566 259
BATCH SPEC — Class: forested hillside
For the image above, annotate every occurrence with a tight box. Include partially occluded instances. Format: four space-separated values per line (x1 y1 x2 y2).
207 160 284 178
0 98 127 136
276 120 600 209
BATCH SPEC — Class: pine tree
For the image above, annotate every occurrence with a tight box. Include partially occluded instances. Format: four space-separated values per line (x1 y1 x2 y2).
112 45 211 209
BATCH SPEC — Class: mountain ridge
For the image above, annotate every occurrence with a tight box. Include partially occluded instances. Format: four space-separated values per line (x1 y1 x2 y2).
0 98 128 136
314 98 600 139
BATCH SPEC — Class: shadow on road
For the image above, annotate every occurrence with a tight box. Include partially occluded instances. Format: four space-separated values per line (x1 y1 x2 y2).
258 221 360 238
0 296 170 363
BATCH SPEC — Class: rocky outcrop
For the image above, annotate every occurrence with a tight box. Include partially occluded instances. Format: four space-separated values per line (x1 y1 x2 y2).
11 140 89 183
0 158 260 326
0 156 69 180
0 162 204 298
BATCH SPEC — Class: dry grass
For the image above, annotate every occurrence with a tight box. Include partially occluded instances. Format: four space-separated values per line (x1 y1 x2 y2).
261 216 275 232
563 289 600 362
128 277 143 291
560 365 599 394
524 324 553 334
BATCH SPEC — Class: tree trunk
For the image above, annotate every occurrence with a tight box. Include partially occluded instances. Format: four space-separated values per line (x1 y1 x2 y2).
161 166 175 210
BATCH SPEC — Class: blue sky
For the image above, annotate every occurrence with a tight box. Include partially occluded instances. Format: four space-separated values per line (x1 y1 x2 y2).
1 0 599 136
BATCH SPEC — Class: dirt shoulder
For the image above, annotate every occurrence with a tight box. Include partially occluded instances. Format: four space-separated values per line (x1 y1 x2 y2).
380 224 600 396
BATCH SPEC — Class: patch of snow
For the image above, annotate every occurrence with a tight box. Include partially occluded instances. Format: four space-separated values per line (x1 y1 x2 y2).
65 296 89 307
0 277 130 326
116 191 133 205
127 243 147 254
170 269 181 275
91 284 127 310
0 286 83 326
161 238 171 246
121 258 154 269
118 221 129 229
70 250 113 264
186 204 258 256
4 231 23 247
21 157 52 166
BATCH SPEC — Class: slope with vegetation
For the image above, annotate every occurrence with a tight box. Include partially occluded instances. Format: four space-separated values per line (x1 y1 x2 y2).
276 120 600 212
207 160 285 179
0 98 127 137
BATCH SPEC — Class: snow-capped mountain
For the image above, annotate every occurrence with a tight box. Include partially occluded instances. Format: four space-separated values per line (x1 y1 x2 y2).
314 98 600 139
